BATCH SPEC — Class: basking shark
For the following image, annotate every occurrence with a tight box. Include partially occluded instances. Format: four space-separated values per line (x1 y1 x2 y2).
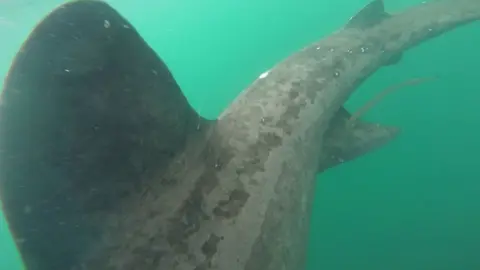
0 0 478 269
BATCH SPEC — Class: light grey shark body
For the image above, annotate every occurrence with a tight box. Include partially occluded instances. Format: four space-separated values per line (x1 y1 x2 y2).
0 0 479 270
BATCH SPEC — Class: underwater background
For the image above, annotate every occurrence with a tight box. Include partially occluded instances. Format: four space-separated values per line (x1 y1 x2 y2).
0 0 479 269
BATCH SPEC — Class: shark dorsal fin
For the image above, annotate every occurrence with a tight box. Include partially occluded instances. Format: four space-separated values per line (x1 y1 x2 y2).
345 0 390 29
318 107 399 172
0 1 210 269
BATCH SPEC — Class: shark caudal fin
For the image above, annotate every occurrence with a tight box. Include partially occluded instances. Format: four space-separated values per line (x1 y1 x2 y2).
0 1 208 269
345 0 402 65
318 107 399 172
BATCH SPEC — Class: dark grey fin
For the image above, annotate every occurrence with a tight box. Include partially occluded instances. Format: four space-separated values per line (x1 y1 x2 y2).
345 0 390 29
318 107 399 172
385 52 403 66
0 1 210 269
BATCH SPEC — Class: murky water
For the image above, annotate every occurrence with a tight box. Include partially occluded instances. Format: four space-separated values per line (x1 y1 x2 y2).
1 1 479 269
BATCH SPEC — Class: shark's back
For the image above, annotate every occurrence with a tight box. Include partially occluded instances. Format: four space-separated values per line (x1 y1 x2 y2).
1 0 480 270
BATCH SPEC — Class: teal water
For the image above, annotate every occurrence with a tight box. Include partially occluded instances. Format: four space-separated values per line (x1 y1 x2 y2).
1 0 479 269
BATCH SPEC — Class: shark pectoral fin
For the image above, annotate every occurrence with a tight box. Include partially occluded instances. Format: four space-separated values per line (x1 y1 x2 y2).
0 1 210 269
345 0 390 29
318 107 399 172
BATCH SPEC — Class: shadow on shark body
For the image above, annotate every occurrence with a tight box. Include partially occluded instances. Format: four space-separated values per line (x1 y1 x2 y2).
0 0 479 269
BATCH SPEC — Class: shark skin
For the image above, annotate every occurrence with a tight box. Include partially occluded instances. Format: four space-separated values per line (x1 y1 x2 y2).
0 0 479 269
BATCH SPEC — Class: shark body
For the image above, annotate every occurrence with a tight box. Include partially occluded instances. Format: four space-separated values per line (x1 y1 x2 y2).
0 0 479 269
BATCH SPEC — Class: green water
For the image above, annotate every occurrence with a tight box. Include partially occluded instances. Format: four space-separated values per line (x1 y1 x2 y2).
1 0 479 269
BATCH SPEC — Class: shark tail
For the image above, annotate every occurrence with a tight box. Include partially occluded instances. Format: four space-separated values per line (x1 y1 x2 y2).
0 1 206 269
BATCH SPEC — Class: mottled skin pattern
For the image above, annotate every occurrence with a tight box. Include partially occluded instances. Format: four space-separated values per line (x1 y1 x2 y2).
191 2 480 269
0 0 479 270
